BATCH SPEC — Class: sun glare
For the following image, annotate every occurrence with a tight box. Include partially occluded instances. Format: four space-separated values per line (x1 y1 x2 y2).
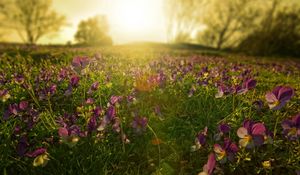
110 0 163 41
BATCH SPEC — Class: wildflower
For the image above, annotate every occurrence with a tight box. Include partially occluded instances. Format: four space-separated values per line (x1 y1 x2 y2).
33 153 49 167
26 148 49 167
214 123 231 141
191 127 208 151
281 113 300 140
72 56 90 71
188 85 196 97
213 138 239 163
215 85 231 98
265 86 294 110
88 81 99 94
58 127 80 147
237 78 257 94
110 96 122 105
70 75 80 87
19 101 29 111
252 100 263 111
198 153 216 175
85 98 94 105
262 160 271 169
237 120 266 148
131 116 148 133
0 89 10 102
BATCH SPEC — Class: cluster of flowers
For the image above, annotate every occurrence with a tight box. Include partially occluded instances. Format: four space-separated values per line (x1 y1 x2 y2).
196 85 298 174
1 56 149 167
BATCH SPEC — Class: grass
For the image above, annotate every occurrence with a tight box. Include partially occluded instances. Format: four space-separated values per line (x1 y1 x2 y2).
0 45 299 174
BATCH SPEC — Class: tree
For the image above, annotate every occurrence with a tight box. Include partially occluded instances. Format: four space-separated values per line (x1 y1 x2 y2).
0 0 65 44
197 0 258 49
238 0 300 56
164 0 206 43
74 15 112 46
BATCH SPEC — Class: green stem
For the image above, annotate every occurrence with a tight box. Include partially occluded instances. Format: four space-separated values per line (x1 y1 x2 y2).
147 124 161 171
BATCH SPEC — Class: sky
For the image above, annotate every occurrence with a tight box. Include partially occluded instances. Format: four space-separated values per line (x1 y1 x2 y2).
38 0 167 44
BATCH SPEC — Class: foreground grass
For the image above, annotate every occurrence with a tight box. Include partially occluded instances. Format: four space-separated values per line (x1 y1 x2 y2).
0 46 299 175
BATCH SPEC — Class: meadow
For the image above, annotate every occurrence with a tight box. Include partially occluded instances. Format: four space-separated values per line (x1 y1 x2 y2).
0 46 299 175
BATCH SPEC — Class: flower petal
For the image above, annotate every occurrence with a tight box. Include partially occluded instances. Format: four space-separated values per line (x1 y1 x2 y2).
251 123 266 135
237 127 248 138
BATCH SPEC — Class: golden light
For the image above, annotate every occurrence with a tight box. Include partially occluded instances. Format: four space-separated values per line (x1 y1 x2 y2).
109 0 164 42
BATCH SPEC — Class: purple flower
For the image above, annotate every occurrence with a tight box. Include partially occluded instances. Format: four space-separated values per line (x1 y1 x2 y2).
13 73 25 84
85 98 94 105
110 96 122 105
72 56 90 71
191 127 208 151
265 86 294 110
131 116 148 133
237 120 266 148
70 75 80 87
0 89 10 102
98 106 116 131
214 138 239 163
87 115 97 133
281 113 300 140
19 101 29 110
58 127 80 147
218 123 231 134
199 153 216 175
237 78 256 94
253 100 263 111
215 85 231 98
88 81 99 94
26 148 47 158
8 103 19 115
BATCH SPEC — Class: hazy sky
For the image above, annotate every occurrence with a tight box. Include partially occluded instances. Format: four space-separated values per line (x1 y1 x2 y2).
37 0 166 44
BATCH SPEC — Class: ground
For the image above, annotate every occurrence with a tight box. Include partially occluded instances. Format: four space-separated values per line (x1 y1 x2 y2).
0 45 299 175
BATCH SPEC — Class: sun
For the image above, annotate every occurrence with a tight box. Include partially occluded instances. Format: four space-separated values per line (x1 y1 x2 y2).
110 0 162 36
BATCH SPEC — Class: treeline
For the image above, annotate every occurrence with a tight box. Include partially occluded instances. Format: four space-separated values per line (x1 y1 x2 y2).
165 0 300 57
0 0 112 46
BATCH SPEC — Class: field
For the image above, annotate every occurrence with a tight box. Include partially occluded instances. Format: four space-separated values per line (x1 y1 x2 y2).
0 46 299 175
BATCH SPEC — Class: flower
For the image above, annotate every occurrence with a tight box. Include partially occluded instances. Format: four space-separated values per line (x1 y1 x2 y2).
19 101 29 110
213 138 239 163
58 127 81 147
70 75 80 87
237 78 257 94
215 85 231 98
191 127 208 151
214 123 231 141
26 148 47 158
88 81 99 94
26 148 49 167
131 116 148 133
198 153 216 175
110 96 122 105
72 56 90 71
237 120 266 148
265 86 294 110
0 89 10 102
85 98 94 105
281 113 300 140
33 153 49 167
262 160 271 169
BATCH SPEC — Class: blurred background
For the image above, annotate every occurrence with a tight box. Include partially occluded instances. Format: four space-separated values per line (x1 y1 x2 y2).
0 0 300 57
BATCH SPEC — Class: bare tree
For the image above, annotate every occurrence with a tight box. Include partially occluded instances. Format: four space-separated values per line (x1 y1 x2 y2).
197 0 258 49
164 0 206 43
0 0 65 44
